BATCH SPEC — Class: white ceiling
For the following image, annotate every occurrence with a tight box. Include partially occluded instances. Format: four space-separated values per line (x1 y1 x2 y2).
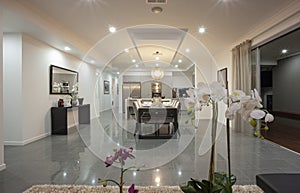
2 0 300 72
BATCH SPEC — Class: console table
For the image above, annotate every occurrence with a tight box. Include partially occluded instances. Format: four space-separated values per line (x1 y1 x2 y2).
51 104 90 135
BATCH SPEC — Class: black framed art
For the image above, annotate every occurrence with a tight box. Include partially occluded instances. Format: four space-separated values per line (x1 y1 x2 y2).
217 68 228 89
104 80 110 94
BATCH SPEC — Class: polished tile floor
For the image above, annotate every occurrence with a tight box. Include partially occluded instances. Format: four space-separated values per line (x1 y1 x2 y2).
1 110 300 193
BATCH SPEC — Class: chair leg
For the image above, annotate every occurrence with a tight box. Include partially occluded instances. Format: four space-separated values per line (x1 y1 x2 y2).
134 122 141 136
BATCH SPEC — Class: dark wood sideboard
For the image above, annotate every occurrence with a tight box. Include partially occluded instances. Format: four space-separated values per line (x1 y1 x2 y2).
51 104 90 135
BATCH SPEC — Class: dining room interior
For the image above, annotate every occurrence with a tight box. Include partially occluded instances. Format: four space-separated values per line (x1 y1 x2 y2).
0 0 300 193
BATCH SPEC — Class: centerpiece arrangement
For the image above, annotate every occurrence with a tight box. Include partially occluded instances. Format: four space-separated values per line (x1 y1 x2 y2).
180 81 274 193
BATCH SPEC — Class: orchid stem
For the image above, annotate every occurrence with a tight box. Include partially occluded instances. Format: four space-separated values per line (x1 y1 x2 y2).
208 101 218 184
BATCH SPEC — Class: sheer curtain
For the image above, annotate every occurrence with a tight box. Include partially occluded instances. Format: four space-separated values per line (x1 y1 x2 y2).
232 40 252 131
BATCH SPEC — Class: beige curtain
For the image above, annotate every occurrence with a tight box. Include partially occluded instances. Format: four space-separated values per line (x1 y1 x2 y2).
232 40 252 131
232 40 252 94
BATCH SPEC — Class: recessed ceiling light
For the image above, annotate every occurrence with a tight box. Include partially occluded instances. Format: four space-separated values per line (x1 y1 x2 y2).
185 48 190 53
152 6 163 14
178 171 182 176
155 177 160 183
178 59 182 63
90 60 95 64
135 64 139 68
109 26 116 33
64 46 71 51
124 48 129 53
155 56 160 60
282 49 288 54
156 63 159 67
63 172 67 177
174 65 179 68
198 26 206 34
133 171 137 176
132 59 136 63
117 72 120 75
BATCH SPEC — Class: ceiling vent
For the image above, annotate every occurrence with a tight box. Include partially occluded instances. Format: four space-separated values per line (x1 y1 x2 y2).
146 0 167 4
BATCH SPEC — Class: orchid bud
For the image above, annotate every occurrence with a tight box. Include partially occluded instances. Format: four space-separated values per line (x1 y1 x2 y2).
265 113 274 123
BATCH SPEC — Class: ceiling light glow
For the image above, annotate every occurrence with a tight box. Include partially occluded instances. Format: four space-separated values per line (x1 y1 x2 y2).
198 26 206 34
151 68 164 80
185 48 190 53
132 59 136 63
178 171 182 176
282 49 288 54
155 177 161 183
174 65 178 68
178 59 182 63
152 6 163 14
155 56 160 60
133 171 137 176
109 26 116 33
64 46 71 51
135 64 139 68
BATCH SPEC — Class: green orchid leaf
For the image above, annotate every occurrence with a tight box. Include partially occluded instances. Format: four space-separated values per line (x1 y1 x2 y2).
180 181 200 193
214 172 236 193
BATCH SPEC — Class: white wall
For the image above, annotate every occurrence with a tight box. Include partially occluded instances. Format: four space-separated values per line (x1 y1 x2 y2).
3 33 23 143
0 4 6 171
3 33 100 145
77 62 98 118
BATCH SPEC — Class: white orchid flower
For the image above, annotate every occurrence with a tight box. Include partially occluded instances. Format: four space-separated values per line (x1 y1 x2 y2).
197 82 209 90
184 97 196 109
209 81 226 101
250 109 266 120
225 102 241 120
197 89 210 103
230 90 246 102
253 89 262 102
265 113 274 122
186 88 196 98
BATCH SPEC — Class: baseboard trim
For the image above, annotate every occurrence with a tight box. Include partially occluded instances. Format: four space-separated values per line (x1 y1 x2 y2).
4 132 50 146
0 163 6 171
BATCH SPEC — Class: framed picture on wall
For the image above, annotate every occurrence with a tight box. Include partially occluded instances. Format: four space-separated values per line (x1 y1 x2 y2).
104 80 110 94
217 68 227 89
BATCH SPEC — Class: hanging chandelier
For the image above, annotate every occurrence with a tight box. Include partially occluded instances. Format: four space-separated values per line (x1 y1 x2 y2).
151 67 164 80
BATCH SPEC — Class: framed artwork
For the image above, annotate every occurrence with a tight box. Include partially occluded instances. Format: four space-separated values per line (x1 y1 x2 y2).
104 80 110 94
217 68 228 89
